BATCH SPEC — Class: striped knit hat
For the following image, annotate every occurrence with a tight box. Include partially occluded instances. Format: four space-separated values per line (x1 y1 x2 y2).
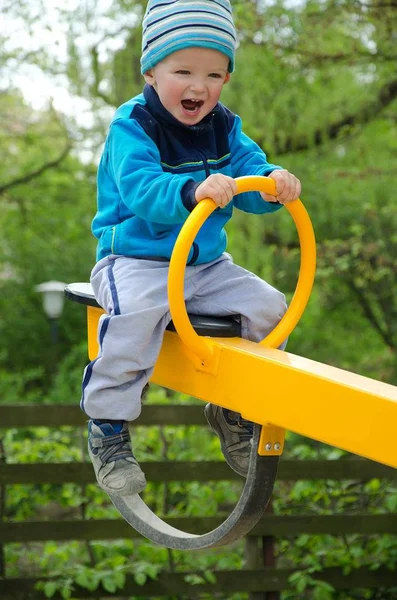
140 0 237 74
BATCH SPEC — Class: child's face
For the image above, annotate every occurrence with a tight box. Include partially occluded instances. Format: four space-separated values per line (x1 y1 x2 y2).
144 47 230 126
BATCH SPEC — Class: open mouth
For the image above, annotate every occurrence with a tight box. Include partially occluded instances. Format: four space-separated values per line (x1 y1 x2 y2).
181 99 204 115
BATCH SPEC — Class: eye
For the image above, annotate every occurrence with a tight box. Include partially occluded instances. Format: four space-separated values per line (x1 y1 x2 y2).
176 70 190 75
209 73 222 79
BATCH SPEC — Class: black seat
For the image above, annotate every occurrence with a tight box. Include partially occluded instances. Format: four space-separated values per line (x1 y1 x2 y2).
64 283 241 338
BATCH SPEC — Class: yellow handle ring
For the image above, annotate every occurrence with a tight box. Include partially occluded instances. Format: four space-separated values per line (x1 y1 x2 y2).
168 175 316 364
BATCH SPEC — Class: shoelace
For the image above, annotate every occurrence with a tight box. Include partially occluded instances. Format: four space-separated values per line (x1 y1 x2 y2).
98 431 134 464
235 417 254 448
226 411 254 441
237 415 254 434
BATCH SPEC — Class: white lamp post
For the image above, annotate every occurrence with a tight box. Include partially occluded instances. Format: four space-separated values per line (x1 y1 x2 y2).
35 280 66 345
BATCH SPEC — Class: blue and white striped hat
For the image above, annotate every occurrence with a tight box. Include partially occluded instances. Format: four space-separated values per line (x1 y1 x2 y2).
140 0 237 74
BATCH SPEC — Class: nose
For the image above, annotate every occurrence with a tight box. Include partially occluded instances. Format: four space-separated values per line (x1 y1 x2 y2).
188 77 206 94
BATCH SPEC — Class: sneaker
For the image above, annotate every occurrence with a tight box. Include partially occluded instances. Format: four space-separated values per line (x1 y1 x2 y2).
88 420 146 496
204 404 254 477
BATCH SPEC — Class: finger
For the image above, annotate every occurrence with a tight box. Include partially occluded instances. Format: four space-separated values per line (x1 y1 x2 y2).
295 178 302 199
218 177 236 206
226 176 237 196
261 192 279 203
276 173 292 203
270 170 286 198
278 171 297 203
283 176 301 203
225 178 236 202
277 173 298 203
211 175 237 205
211 182 231 207
202 177 227 206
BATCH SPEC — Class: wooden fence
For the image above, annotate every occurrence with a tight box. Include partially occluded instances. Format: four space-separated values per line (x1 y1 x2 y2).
1 404 397 599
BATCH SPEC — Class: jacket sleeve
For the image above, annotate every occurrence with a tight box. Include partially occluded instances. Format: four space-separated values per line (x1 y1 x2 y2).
104 117 197 224
228 114 283 215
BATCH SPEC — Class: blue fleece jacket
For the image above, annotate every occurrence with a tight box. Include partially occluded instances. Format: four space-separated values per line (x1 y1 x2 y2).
93 84 282 265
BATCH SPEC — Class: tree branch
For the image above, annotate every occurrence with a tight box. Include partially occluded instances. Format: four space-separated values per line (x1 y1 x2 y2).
291 47 396 64
348 279 394 349
263 40 396 65
260 78 397 154
0 143 72 195
304 0 397 17
263 231 299 251
89 45 114 106
354 0 397 8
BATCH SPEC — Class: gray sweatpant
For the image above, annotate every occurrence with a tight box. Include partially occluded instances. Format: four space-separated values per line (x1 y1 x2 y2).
81 253 287 421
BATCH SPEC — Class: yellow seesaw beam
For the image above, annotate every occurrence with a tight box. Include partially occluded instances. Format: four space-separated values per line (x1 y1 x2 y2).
87 302 397 468
152 331 397 469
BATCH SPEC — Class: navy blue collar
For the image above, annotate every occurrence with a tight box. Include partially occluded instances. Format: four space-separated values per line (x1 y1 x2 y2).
143 84 217 134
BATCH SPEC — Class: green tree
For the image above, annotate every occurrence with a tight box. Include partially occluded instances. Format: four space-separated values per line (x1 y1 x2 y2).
0 91 96 376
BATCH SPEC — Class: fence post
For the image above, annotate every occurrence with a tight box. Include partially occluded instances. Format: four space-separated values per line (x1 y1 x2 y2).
79 428 96 566
261 498 280 600
0 438 6 577
245 498 280 600
245 535 265 600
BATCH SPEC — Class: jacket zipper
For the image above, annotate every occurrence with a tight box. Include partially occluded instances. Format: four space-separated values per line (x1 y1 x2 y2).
186 147 209 265
196 148 210 178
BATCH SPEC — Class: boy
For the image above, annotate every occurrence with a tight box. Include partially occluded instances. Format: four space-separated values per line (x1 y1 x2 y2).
82 0 301 497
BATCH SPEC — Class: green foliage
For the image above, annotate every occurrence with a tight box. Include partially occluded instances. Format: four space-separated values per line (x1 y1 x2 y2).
35 555 161 598
3 387 397 600
1 0 397 597
288 571 335 599
0 366 44 404
0 92 96 379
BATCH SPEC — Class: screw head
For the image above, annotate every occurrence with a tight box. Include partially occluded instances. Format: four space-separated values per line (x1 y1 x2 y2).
265 443 272 451
274 443 281 451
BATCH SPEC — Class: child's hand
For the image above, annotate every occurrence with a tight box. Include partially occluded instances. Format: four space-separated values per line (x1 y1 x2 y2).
261 170 301 204
195 174 237 208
